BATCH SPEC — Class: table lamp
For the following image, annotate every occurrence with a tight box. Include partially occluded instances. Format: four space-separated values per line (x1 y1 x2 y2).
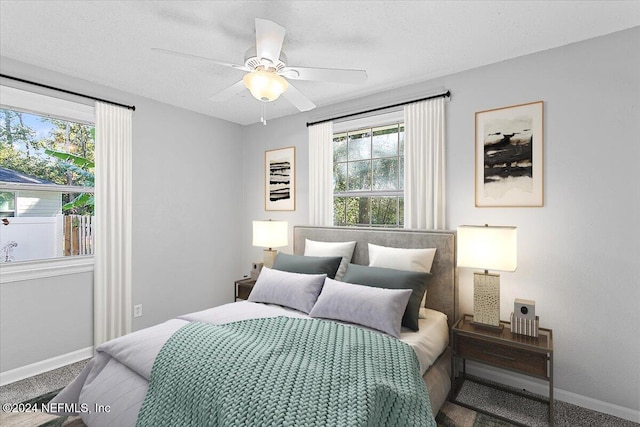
457 225 517 329
252 220 288 268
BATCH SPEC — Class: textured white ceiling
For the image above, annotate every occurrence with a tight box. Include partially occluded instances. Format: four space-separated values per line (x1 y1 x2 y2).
1 1 639 125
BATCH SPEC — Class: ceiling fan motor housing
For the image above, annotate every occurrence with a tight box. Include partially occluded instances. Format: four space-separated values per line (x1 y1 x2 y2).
244 47 287 72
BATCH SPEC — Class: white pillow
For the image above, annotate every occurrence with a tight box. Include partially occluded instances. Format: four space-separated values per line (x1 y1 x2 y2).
368 243 436 273
304 239 356 281
367 243 437 318
248 267 326 314
309 278 412 338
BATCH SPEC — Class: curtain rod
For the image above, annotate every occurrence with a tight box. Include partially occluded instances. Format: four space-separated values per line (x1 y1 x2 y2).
0 74 136 111
306 90 450 127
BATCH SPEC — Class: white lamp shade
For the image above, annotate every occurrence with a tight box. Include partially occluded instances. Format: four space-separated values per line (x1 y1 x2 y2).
252 220 288 248
243 70 289 102
457 225 517 272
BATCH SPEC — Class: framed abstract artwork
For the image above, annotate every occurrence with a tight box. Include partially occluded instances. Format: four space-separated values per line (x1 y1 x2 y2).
265 146 296 211
475 101 544 207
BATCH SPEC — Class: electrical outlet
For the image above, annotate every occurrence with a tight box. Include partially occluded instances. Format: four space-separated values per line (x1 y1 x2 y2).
134 304 143 318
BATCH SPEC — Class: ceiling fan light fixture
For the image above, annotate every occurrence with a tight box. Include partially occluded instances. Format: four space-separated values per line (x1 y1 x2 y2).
243 69 288 102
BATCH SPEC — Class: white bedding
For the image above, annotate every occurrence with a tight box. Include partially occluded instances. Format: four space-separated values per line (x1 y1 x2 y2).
401 308 450 375
51 301 449 426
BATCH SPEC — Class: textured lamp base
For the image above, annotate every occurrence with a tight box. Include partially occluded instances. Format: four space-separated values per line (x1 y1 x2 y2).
473 272 502 328
263 249 278 268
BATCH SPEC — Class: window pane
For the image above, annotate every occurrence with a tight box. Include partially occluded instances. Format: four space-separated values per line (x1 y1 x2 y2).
0 191 16 217
399 196 404 227
333 133 347 163
372 158 398 190
0 106 95 261
333 197 347 226
347 160 371 191
333 162 347 192
371 196 398 226
346 197 370 226
348 130 371 161
372 124 398 158
332 122 403 229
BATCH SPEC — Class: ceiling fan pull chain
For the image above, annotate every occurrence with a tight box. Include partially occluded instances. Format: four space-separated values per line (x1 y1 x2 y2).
261 102 267 125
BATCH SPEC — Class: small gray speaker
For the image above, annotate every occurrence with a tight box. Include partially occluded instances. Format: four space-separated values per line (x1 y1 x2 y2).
514 298 535 320
250 262 263 280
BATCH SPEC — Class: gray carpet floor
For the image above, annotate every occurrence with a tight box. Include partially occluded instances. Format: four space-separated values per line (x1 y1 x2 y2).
1 364 637 427
0 360 89 405
0 360 89 427
449 377 639 427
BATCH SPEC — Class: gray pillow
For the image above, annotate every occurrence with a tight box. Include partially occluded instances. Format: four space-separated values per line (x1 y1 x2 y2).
272 253 342 279
341 263 431 331
309 278 412 338
248 267 326 314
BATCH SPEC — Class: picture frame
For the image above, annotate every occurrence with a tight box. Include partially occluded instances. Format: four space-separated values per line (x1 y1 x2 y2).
265 146 296 211
475 101 544 207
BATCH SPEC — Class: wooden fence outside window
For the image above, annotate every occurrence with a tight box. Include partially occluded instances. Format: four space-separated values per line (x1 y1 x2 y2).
64 215 94 256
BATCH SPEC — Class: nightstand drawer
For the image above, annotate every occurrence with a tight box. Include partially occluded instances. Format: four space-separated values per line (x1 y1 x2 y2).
456 335 548 377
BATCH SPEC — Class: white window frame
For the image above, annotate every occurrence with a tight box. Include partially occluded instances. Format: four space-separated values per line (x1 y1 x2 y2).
0 85 94 124
333 110 405 228
0 85 95 281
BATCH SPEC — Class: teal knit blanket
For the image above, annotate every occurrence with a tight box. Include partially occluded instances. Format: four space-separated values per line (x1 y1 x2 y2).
136 317 435 427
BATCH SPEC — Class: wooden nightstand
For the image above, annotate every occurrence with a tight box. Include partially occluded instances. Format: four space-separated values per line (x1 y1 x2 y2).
234 278 256 301
451 314 554 426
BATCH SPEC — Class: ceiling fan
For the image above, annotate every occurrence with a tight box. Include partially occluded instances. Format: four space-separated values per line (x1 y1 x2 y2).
153 18 367 121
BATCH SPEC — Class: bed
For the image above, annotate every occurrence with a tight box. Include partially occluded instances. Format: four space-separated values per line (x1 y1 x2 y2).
292 226 458 416
50 226 458 426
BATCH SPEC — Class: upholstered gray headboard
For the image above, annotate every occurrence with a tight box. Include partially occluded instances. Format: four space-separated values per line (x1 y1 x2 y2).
293 226 458 328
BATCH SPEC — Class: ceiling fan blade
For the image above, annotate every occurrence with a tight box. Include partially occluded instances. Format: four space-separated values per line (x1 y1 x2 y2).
210 80 247 102
255 18 285 65
152 48 250 71
281 83 316 112
280 66 367 84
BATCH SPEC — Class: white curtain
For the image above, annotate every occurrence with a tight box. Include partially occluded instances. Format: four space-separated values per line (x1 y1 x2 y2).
403 97 446 229
94 102 133 347
308 122 334 225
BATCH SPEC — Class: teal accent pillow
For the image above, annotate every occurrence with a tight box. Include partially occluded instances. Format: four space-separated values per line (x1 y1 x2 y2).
342 263 431 331
272 253 342 279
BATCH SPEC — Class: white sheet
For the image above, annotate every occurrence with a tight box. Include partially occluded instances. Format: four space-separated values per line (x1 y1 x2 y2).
181 301 449 375
400 308 449 375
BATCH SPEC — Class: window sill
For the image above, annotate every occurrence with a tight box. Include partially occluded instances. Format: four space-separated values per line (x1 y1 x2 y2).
0 256 94 283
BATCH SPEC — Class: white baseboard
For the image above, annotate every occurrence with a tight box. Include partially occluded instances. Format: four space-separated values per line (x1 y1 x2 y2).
466 362 640 423
0 346 93 386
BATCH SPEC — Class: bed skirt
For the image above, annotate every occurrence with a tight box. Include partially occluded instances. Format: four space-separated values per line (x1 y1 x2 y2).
423 346 452 414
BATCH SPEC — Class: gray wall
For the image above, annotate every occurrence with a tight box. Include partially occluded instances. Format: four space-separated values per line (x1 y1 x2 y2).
131 95 243 329
0 271 93 372
241 113 312 268
240 27 640 414
0 57 244 370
